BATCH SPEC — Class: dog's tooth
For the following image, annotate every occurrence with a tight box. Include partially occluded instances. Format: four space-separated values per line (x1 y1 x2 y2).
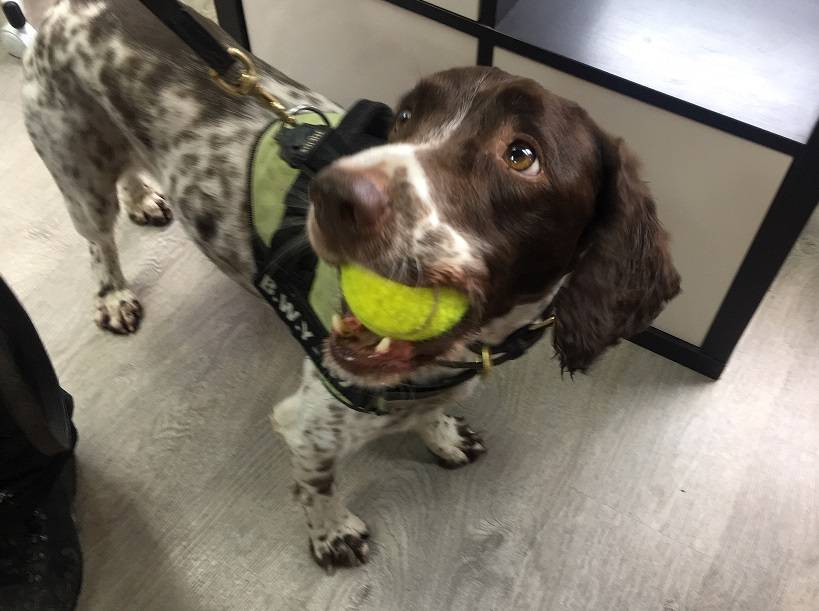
332 314 346 335
375 337 392 354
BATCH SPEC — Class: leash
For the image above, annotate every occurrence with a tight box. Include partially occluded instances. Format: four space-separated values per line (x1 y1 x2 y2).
136 0 557 414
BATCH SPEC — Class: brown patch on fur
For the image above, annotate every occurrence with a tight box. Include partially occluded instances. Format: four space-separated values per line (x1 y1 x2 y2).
195 212 217 242
181 153 199 168
316 458 334 472
172 130 196 147
306 475 334 496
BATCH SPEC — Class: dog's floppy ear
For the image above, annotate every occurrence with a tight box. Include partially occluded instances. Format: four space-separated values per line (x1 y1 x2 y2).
552 134 681 373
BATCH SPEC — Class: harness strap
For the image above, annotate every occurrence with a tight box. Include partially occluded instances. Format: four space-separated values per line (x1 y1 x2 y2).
437 314 556 371
256 270 480 415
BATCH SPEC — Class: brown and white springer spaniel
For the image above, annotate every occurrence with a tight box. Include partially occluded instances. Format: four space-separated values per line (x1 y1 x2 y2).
22 0 680 571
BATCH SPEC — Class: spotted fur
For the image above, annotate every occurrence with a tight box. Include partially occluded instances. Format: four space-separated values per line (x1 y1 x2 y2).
23 0 679 571
272 360 482 569
21 0 491 571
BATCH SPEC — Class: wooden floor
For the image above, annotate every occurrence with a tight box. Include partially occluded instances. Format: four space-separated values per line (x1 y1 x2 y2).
3 36 818 611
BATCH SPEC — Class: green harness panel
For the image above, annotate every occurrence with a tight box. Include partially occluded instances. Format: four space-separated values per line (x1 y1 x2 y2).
251 112 341 245
251 113 341 330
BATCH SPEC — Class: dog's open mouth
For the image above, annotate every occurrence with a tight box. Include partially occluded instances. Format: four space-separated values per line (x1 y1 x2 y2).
327 305 472 380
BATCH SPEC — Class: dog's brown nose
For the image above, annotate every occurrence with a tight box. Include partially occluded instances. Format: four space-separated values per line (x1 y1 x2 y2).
310 166 388 231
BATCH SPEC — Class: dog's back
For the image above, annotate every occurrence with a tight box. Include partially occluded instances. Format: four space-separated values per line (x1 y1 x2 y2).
22 0 339 331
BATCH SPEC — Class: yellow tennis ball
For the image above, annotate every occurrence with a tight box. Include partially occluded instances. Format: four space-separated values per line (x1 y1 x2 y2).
340 264 469 341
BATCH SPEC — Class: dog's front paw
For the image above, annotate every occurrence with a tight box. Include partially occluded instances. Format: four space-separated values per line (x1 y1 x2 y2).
95 289 143 334
127 190 173 227
424 415 487 469
309 512 370 573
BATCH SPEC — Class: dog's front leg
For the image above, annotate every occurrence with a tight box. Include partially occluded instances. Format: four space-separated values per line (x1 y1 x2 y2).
271 362 370 571
416 408 487 469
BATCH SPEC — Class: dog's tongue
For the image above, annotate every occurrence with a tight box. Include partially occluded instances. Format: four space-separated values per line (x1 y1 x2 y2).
328 314 415 374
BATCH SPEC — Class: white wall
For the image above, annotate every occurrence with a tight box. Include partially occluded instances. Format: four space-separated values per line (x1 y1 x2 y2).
242 0 477 108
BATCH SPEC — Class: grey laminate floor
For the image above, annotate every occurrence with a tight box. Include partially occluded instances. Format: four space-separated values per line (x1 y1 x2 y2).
2 19 818 611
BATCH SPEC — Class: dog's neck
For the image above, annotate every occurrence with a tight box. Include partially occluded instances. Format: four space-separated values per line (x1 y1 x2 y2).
403 277 566 386
478 275 566 345
478 296 553 346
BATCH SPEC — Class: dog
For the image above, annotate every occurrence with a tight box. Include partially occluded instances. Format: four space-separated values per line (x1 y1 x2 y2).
22 0 680 570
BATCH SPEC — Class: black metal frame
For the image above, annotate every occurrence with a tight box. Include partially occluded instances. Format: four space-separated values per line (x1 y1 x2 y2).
214 0 819 379
213 0 250 48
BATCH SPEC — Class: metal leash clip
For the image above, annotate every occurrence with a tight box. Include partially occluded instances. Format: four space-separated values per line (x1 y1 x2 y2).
209 47 296 124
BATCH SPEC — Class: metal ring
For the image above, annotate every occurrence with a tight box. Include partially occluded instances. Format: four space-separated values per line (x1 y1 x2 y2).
285 105 332 127
481 345 493 377
528 314 556 330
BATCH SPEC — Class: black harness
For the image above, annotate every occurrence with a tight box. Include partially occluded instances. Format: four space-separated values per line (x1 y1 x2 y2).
138 0 555 415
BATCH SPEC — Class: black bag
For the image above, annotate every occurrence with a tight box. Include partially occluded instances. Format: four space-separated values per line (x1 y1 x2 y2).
0 277 81 611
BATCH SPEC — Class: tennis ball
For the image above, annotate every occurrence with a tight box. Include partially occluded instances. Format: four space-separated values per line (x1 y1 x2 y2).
339 264 469 341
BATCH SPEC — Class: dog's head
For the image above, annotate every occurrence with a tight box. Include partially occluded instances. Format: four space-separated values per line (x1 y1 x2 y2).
308 66 680 385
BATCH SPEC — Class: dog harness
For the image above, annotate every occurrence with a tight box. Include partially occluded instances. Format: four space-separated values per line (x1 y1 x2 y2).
137 0 555 415
248 102 555 414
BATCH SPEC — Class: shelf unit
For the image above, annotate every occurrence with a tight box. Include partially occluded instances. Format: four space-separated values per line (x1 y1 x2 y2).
215 0 819 378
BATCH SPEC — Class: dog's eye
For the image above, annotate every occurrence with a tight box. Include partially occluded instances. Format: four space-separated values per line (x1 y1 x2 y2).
504 141 539 175
396 109 412 124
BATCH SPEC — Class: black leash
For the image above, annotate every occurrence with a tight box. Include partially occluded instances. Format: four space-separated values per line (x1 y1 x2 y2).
138 0 235 77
